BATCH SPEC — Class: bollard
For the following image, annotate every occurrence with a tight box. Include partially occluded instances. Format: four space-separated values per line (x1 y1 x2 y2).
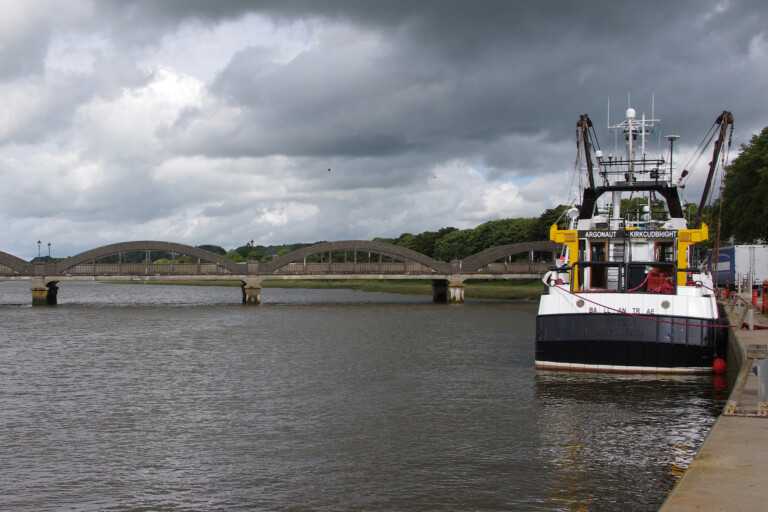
724 344 768 416
749 345 768 416
759 357 768 416
753 290 758 307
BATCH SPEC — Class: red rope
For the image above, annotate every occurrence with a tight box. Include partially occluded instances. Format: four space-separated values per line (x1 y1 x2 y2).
551 284 736 328
650 283 674 294
627 272 651 292
698 282 723 297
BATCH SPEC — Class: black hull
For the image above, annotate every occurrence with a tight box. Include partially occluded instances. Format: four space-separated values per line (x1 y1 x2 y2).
535 313 728 373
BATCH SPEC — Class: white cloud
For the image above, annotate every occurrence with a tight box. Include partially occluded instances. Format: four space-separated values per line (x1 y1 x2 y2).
0 1 766 260
73 66 203 158
138 14 310 83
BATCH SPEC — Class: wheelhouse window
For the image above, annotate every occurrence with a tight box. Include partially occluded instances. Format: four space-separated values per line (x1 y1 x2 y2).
589 241 607 288
626 262 676 294
656 241 674 263
570 261 677 294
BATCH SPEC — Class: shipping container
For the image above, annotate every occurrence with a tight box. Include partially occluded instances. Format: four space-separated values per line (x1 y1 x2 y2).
707 244 768 288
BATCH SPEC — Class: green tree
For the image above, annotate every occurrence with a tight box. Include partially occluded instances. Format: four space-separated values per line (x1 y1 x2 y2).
531 205 569 241
224 250 245 262
505 217 537 244
438 229 473 260
198 244 227 255
683 203 699 226
721 126 768 243
620 197 666 222
468 220 512 253
246 250 264 261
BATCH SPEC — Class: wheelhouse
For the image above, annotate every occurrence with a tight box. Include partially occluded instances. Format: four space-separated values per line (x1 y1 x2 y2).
548 222 708 294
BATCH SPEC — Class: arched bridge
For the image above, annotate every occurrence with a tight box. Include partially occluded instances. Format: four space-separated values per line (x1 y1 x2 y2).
0 240 561 305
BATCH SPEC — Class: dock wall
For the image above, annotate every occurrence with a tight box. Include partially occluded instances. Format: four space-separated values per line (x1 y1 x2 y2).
660 299 768 511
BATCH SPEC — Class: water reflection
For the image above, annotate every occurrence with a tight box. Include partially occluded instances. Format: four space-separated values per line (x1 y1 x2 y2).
535 372 725 511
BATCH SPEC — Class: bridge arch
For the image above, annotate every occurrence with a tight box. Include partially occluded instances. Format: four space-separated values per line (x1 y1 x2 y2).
0 251 31 274
460 241 563 272
261 240 450 274
55 241 244 275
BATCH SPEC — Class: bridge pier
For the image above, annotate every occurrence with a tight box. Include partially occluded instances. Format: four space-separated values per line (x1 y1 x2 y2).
432 279 448 303
448 283 465 304
30 278 58 306
241 279 262 305
432 279 465 304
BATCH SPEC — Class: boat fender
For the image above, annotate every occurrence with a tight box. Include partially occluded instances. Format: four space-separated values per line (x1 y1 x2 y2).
712 358 727 374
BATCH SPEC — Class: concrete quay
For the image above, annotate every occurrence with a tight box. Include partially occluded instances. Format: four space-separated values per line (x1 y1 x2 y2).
660 299 768 511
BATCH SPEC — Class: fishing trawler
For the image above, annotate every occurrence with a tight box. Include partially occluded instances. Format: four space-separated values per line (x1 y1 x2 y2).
535 105 732 373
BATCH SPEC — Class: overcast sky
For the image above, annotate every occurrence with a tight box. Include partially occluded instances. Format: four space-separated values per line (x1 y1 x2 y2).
1 0 766 259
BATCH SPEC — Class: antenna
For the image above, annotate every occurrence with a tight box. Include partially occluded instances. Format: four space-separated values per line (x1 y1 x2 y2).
665 134 680 187
607 97 610 131
651 94 655 123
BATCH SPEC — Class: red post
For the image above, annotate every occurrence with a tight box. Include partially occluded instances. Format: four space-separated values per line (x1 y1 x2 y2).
763 281 768 314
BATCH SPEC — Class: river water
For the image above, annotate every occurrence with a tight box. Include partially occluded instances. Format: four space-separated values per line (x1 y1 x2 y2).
0 281 726 511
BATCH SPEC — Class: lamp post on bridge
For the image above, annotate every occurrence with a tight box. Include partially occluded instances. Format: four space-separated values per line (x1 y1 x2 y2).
37 240 41 259
48 242 51 259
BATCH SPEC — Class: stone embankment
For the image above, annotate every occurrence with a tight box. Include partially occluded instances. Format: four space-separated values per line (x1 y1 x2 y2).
661 296 768 511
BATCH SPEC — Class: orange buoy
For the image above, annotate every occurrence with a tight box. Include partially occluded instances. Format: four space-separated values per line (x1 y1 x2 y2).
712 357 727 374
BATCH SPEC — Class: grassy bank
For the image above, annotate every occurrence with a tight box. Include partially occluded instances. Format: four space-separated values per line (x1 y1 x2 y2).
105 278 544 300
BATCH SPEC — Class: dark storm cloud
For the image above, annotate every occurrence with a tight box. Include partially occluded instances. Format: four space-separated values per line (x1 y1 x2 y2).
1 0 766 258
145 0 768 179
21 1 765 162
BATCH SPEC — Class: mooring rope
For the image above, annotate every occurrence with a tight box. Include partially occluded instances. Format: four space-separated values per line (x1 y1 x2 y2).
548 283 736 329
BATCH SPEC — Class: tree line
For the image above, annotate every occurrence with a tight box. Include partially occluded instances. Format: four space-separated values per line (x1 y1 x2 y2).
719 124 768 244
29 207 569 265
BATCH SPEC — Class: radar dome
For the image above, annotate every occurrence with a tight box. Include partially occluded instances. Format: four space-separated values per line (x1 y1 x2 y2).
626 108 636 119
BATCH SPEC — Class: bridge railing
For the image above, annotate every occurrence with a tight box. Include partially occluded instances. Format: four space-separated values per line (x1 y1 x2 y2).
269 262 438 275
475 262 551 274
267 261 551 275
65 263 234 276
2 260 552 278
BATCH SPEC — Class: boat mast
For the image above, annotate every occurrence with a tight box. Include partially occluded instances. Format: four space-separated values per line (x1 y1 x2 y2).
694 111 734 228
577 114 596 189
